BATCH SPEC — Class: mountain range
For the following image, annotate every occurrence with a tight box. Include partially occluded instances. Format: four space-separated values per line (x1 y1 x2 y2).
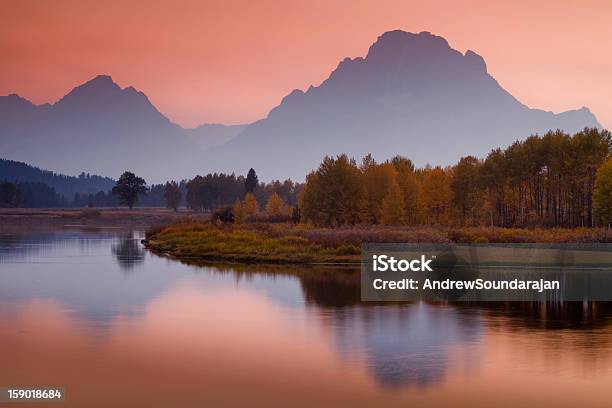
0 76 247 182
0 30 601 182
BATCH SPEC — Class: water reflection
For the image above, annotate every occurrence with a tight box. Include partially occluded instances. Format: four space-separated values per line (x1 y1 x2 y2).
0 232 611 407
320 305 482 388
112 234 145 271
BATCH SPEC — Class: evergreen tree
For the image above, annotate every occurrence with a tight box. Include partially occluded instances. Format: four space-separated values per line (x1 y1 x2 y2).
245 168 258 194
0 182 21 207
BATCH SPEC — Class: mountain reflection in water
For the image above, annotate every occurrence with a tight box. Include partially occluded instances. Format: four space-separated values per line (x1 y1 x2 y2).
1 232 611 407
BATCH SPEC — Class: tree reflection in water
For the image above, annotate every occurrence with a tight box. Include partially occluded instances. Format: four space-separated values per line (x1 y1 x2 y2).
204 262 612 389
111 234 145 271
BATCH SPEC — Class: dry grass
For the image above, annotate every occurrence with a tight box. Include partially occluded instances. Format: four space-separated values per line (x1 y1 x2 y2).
144 221 361 263
0 208 210 233
144 221 612 264
448 226 612 243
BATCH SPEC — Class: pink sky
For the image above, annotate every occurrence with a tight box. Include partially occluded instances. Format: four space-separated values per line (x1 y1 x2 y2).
1 0 610 128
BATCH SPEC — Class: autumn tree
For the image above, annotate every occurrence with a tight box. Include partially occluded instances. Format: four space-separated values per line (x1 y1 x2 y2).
266 192 286 217
451 156 483 225
391 156 420 224
293 127 611 229
112 171 147 209
480 149 507 226
242 192 259 220
233 199 245 224
594 158 612 227
421 166 452 224
301 154 362 226
381 180 405 225
163 181 182 211
390 155 415 172
361 161 398 224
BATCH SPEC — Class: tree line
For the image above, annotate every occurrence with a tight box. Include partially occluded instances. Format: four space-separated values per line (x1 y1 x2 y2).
1 168 302 211
184 168 302 217
1 158 115 198
5 127 612 229
301 128 612 228
0 181 69 208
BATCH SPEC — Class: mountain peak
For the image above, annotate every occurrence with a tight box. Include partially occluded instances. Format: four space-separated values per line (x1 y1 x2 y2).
56 74 123 106
77 74 121 92
366 30 452 61
208 30 601 180
89 74 115 83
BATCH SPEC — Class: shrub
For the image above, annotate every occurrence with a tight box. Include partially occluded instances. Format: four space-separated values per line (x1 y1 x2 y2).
213 206 234 224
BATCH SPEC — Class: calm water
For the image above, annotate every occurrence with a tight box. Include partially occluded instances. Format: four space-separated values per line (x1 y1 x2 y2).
1 232 612 407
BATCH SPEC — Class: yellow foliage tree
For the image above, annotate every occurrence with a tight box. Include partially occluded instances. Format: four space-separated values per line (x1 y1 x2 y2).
242 192 259 221
381 180 405 225
266 192 286 217
233 199 244 224
361 161 398 224
392 157 420 225
421 166 452 224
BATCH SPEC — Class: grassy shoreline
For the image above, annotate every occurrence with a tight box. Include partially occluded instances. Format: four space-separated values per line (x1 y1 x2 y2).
143 221 612 264
0 208 209 233
144 222 362 264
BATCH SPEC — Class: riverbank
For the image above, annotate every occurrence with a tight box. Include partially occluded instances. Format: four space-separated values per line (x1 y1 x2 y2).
143 221 612 264
0 208 209 233
144 222 363 263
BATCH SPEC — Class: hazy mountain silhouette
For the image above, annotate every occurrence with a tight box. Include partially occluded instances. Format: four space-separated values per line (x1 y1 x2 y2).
0 31 602 182
186 123 248 150
206 30 601 180
0 75 207 182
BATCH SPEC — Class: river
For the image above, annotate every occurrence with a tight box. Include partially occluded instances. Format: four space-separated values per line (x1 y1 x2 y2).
1 231 611 407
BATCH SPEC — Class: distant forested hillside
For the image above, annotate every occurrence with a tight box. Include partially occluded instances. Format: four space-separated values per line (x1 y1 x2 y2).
0 158 115 199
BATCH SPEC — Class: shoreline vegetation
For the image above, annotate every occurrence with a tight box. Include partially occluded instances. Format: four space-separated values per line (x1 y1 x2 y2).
143 221 612 264
143 128 612 265
4 129 612 267
0 208 207 233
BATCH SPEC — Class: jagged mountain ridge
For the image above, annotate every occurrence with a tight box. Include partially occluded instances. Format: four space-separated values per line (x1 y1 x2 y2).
0 76 237 182
206 30 601 180
0 30 602 182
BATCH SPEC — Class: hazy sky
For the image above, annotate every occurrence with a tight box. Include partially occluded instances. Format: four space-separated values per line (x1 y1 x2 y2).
1 0 610 128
